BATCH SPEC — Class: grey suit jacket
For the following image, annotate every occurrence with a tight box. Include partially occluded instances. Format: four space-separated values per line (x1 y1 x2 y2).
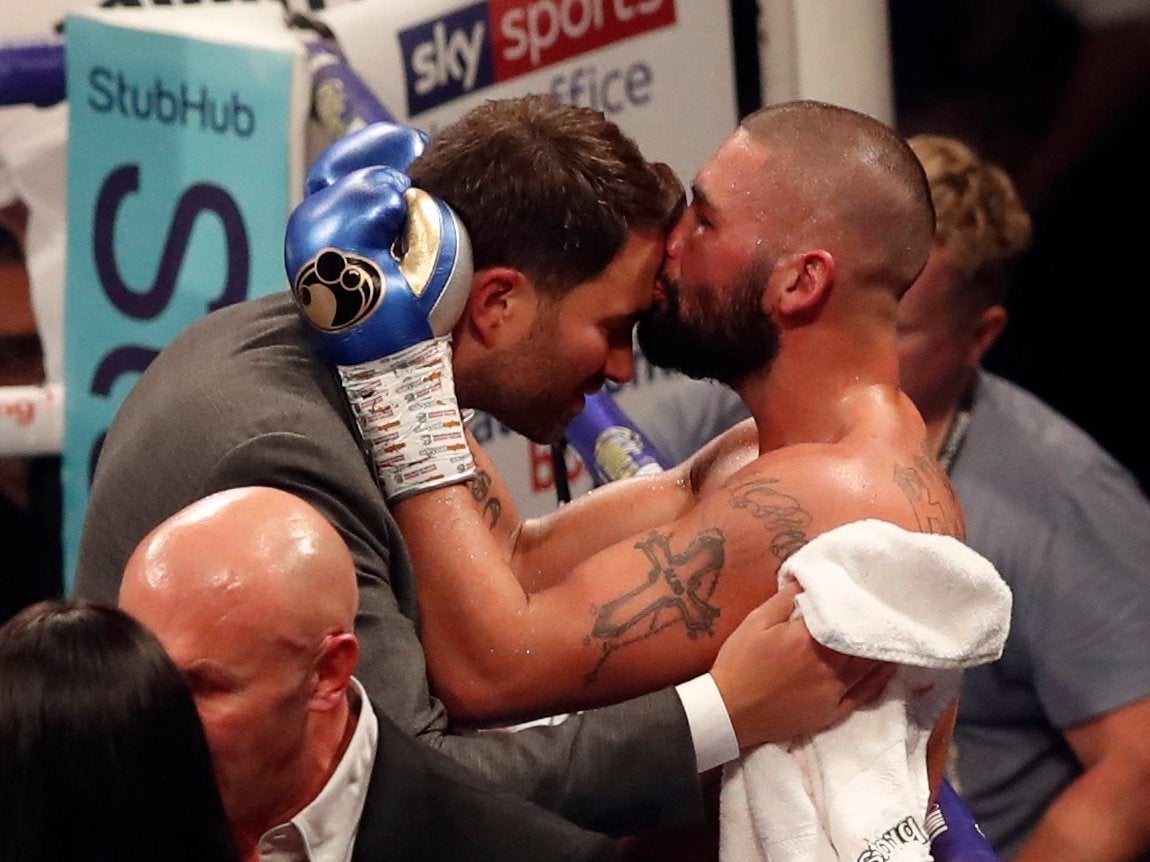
75 292 701 834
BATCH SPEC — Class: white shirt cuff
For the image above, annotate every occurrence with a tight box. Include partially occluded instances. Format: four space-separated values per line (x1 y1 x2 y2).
675 673 739 773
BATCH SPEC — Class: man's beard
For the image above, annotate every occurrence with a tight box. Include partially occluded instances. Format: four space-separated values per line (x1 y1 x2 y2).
637 265 781 387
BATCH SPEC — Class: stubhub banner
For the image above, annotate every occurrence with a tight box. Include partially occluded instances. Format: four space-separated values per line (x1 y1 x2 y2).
399 0 676 115
63 3 308 585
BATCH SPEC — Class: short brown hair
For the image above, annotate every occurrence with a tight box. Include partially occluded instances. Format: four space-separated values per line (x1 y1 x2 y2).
409 95 683 297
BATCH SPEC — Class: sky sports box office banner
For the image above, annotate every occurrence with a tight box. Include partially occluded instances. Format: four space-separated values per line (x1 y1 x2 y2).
58 0 741 584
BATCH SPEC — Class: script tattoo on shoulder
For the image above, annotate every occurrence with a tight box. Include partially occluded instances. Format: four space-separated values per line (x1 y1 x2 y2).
728 478 812 559
583 528 725 685
466 470 502 530
893 456 958 534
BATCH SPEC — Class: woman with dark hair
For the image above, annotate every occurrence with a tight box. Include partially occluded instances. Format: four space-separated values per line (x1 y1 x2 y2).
0 599 239 862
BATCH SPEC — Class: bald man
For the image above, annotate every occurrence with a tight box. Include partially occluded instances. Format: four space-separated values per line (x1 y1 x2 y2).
119 486 620 862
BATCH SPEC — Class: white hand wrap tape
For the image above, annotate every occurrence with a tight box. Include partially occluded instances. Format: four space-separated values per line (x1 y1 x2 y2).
338 336 476 500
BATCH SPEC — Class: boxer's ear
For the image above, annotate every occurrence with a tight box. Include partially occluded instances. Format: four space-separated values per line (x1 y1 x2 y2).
769 249 834 323
456 267 540 348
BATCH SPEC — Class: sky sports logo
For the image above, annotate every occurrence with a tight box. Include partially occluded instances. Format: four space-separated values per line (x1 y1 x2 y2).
399 0 676 115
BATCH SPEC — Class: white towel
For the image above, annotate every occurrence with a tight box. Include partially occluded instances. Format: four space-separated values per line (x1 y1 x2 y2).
720 519 1011 862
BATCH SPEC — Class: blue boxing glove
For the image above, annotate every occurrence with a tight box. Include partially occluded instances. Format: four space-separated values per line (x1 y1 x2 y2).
285 152 475 501
286 165 471 364
304 120 428 196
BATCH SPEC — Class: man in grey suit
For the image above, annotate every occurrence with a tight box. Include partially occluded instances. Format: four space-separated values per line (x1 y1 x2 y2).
75 95 888 838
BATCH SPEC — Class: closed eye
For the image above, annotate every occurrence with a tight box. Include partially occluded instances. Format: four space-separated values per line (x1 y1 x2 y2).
603 316 639 343
689 184 716 230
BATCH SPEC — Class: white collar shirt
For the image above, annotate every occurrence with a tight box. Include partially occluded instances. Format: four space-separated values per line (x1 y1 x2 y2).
258 678 378 862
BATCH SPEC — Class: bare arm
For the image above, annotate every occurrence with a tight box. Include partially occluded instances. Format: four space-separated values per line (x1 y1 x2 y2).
466 419 758 593
398 475 766 724
926 699 957 807
461 429 695 592
1014 696 1150 862
396 449 908 725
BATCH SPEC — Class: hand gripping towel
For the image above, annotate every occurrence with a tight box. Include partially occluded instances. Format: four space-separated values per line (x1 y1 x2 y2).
720 519 1011 862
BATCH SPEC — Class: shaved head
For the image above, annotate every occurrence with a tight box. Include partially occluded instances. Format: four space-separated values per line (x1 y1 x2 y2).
122 486 357 647
739 100 936 293
119 486 359 834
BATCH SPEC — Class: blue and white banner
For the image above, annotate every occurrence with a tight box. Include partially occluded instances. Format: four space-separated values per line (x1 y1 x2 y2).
62 4 308 586
319 0 737 187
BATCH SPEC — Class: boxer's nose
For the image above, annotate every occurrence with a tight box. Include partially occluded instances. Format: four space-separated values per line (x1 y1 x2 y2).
603 338 635 385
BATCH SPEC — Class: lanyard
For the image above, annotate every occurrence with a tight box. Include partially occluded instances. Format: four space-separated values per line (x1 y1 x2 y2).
937 382 976 475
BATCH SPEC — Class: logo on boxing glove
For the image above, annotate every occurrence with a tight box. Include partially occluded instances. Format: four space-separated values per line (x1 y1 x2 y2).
292 187 467 338
293 247 384 333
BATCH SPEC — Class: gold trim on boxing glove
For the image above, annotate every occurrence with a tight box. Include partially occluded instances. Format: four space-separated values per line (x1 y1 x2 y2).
397 188 443 298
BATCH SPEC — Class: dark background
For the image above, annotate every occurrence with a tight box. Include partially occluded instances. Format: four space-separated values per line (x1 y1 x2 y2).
732 0 1150 497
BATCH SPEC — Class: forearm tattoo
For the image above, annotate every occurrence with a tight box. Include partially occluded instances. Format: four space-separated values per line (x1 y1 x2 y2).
728 477 812 559
893 456 959 534
466 470 502 530
583 528 725 684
